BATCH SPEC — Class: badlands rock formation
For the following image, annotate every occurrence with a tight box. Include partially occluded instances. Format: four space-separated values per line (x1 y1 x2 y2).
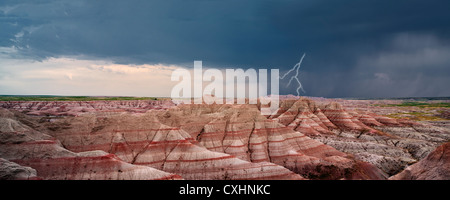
155 104 385 179
0 97 448 180
0 108 181 180
42 110 303 180
390 142 450 180
266 98 449 176
0 100 175 116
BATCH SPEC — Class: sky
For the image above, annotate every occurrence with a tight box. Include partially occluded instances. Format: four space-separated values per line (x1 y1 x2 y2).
1 0 449 98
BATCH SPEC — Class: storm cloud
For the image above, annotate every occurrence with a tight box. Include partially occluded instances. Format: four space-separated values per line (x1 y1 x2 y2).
1 0 449 98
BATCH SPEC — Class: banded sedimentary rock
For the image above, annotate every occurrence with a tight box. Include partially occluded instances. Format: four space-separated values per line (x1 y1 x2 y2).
0 100 175 116
321 102 364 131
268 99 299 124
270 98 334 135
156 104 386 179
313 108 339 130
38 102 385 180
368 113 400 126
41 109 302 180
390 142 450 180
4 96 444 180
266 98 449 178
0 109 181 180
348 111 384 127
290 116 321 136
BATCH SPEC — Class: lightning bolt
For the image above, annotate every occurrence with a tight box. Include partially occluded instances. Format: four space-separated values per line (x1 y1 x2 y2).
280 53 306 96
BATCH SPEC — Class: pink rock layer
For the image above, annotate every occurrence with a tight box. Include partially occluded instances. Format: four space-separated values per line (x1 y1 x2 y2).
390 142 450 180
348 111 383 127
2 97 412 180
368 113 400 126
0 100 175 116
43 102 386 180
321 102 366 131
41 108 302 180
269 98 335 135
0 109 181 180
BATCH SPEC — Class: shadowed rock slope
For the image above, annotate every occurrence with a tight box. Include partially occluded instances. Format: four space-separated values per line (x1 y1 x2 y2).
390 142 450 180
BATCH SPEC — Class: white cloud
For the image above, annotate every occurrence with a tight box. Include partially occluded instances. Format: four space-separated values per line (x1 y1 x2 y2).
0 51 262 98
0 54 184 97
90 63 179 75
65 73 73 80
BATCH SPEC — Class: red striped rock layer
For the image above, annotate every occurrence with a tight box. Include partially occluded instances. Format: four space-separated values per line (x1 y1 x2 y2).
368 113 400 126
269 99 335 136
267 98 448 178
390 142 450 180
0 109 181 180
44 111 302 180
314 108 338 129
289 112 332 136
0 100 175 116
348 111 383 127
268 98 390 137
155 104 386 179
315 102 395 137
40 103 385 179
321 102 368 131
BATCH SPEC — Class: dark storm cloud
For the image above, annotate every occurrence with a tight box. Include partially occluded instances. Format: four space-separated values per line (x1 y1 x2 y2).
1 0 449 97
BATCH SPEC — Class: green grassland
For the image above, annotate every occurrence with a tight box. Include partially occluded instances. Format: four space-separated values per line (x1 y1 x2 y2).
372 101 449 121
0 95 159 101
376 101 450 108
386 111 447 121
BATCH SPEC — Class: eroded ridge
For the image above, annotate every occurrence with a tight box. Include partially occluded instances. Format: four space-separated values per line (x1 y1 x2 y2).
1 97 448 180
